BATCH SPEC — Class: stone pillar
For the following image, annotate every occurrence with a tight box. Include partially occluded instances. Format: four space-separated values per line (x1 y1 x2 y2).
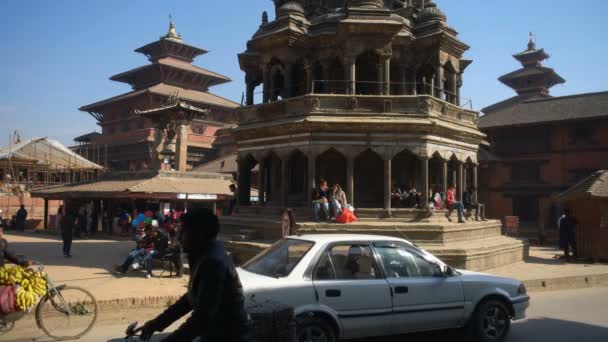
246 82 255 106
384 158 392 212
457 162 464 201
307 152 316 204
436 64 444 100
451 72 458 105
346 156 355 206
400 65 407 95
442 159 448 194
421 157 429 210
258 159 265 205
473 163 478 199
456 74 462 106
175 124 188 172
305 63 313 94
383 56 391 95
262 65 271 103
346 56 356 95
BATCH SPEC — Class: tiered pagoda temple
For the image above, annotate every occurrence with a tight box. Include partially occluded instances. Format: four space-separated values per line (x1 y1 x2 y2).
223 0 528 271
79 19 239 171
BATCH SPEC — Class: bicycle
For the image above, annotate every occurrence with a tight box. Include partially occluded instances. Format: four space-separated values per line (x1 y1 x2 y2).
0 263 99 340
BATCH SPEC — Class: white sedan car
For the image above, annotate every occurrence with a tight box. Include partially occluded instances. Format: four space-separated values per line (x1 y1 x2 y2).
237 234 529 342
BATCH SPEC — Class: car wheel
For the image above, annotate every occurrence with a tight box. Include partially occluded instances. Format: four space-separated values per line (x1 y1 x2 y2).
472 299 511 342
297 316 336 342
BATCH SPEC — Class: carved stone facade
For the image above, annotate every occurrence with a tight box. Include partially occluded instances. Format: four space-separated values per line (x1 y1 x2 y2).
234 0 484 211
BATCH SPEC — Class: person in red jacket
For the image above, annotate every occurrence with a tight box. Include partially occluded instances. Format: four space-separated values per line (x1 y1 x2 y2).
445 182 465 223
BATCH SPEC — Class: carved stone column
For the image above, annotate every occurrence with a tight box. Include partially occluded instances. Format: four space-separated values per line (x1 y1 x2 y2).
421 157 429 210
457 161 464 201
411 67 418 95
442 158 448 195
435 64 444 99
305 63 314 94
237 155 252 206
383 56 391 95
451 72 458 104
257 158 265 205
246 82 255 106
280 155 289 207
345 56 356 95
346 155 355 206
262 65 271 103
175 124 188 172
473 163 478 200
384 158 392 212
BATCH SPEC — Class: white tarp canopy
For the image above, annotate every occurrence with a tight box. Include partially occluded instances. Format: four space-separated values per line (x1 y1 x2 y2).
0 137 103 170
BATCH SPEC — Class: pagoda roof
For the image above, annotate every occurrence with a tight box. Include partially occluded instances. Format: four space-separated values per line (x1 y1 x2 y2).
110 57 231 90
559 170 608 201
135 37 208 63
80 83 240 114
498 66 566 86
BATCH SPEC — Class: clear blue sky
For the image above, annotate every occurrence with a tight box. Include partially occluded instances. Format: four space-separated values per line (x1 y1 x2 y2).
1 0 607 145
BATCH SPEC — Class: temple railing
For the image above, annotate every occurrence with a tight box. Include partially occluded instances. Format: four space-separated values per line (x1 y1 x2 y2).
237 93 480 127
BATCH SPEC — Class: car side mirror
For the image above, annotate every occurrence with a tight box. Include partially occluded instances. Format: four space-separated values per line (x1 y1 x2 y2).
443 265 455 277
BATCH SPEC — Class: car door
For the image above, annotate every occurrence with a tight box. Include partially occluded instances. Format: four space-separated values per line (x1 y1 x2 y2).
372 241 465 335
312 243 393 339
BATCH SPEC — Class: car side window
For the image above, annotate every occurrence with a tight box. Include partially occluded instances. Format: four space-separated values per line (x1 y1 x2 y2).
314 244 380 280
374 242 441 278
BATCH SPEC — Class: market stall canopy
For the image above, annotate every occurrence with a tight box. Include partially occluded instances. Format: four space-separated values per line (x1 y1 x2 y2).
31 170 241 200
0 137 103 170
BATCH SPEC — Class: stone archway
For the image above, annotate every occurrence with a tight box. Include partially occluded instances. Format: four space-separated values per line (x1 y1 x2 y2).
287 150 308 205
316 148 346 190
354 149 384 208
392 149 421 190
356 50 381 95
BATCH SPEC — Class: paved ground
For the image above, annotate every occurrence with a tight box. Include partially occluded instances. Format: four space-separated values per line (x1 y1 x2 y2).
4 287 607 341
2 231 188 302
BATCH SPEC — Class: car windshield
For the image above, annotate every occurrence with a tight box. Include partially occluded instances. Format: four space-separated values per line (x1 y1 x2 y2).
242 238 315 278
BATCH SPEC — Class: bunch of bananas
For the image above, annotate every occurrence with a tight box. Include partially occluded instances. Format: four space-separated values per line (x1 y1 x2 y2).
0 265 47 311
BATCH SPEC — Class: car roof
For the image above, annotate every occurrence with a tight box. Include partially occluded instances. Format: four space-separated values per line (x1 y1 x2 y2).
286 234 411 244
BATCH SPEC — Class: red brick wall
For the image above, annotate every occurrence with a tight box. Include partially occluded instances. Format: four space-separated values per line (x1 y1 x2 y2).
0 194 62 229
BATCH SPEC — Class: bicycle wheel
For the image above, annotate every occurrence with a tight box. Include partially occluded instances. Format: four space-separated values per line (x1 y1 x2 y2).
35 286 98 341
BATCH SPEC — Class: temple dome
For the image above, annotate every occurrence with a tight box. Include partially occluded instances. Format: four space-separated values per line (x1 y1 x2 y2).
417 1 446 23
277 1 306 17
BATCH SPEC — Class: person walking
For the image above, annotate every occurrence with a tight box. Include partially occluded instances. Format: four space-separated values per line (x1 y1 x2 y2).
61 210 76 258
138 208 253 341
559 208 578 262
15 205 28 231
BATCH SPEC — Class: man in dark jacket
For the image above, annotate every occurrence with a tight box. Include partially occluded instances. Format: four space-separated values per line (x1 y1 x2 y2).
139 208 252 342
15 205 27 231
0 227 31 267
61 210 76 258
559 208 578 262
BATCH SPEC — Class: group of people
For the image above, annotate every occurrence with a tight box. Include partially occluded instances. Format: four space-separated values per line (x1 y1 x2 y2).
430 183 486 223
311 179 356 223
391 184 422 208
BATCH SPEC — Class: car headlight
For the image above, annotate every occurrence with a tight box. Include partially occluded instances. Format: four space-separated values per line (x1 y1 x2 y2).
517 283 527 295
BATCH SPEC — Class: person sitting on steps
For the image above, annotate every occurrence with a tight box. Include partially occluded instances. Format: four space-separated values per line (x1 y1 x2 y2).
312 179 330 222
463 186 486 221
445 182 465 223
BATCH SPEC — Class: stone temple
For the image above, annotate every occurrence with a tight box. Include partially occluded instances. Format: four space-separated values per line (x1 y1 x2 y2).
222 0 528 270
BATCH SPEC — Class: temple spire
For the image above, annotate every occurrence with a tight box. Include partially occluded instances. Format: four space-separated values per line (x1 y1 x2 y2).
164 14 182 41
527 32 536 51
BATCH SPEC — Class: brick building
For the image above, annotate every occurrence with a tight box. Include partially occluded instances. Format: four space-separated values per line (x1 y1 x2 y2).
479 37 608 240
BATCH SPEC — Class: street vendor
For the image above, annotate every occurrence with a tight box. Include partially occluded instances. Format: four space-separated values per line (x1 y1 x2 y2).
0 227 32 268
